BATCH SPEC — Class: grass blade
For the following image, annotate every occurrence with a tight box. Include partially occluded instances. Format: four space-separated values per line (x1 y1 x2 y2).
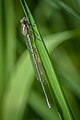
4 0 16 78
45 29 80 97
2 51 34 120
28 91 60 120
0 0 4 119
46 0 80 20
45 29 80 51
20 0 74 119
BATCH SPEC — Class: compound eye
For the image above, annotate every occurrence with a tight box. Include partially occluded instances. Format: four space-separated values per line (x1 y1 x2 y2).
20 17 26 24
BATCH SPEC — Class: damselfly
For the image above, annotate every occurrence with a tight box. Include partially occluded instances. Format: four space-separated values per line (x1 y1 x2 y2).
20 17 51 108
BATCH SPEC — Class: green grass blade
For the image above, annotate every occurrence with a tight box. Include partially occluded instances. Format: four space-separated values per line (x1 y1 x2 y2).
47 0 80 20
28 91 60 120
2 51 34 120
4 0 16 78
45 29 80 51
0 0 2 81
62 83 80 120
20 0 74 119
53 48 80 97
45 29 80 97
0 0 3 97
0 0 4 119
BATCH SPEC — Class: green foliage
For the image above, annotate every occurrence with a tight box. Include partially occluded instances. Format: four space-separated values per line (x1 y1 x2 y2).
0 0 80 120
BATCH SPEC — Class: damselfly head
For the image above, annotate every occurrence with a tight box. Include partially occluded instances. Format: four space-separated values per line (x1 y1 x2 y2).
20 17 27 24
20 17 29 36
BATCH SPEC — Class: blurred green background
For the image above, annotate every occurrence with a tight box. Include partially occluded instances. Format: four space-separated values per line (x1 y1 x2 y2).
0 0 80 120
